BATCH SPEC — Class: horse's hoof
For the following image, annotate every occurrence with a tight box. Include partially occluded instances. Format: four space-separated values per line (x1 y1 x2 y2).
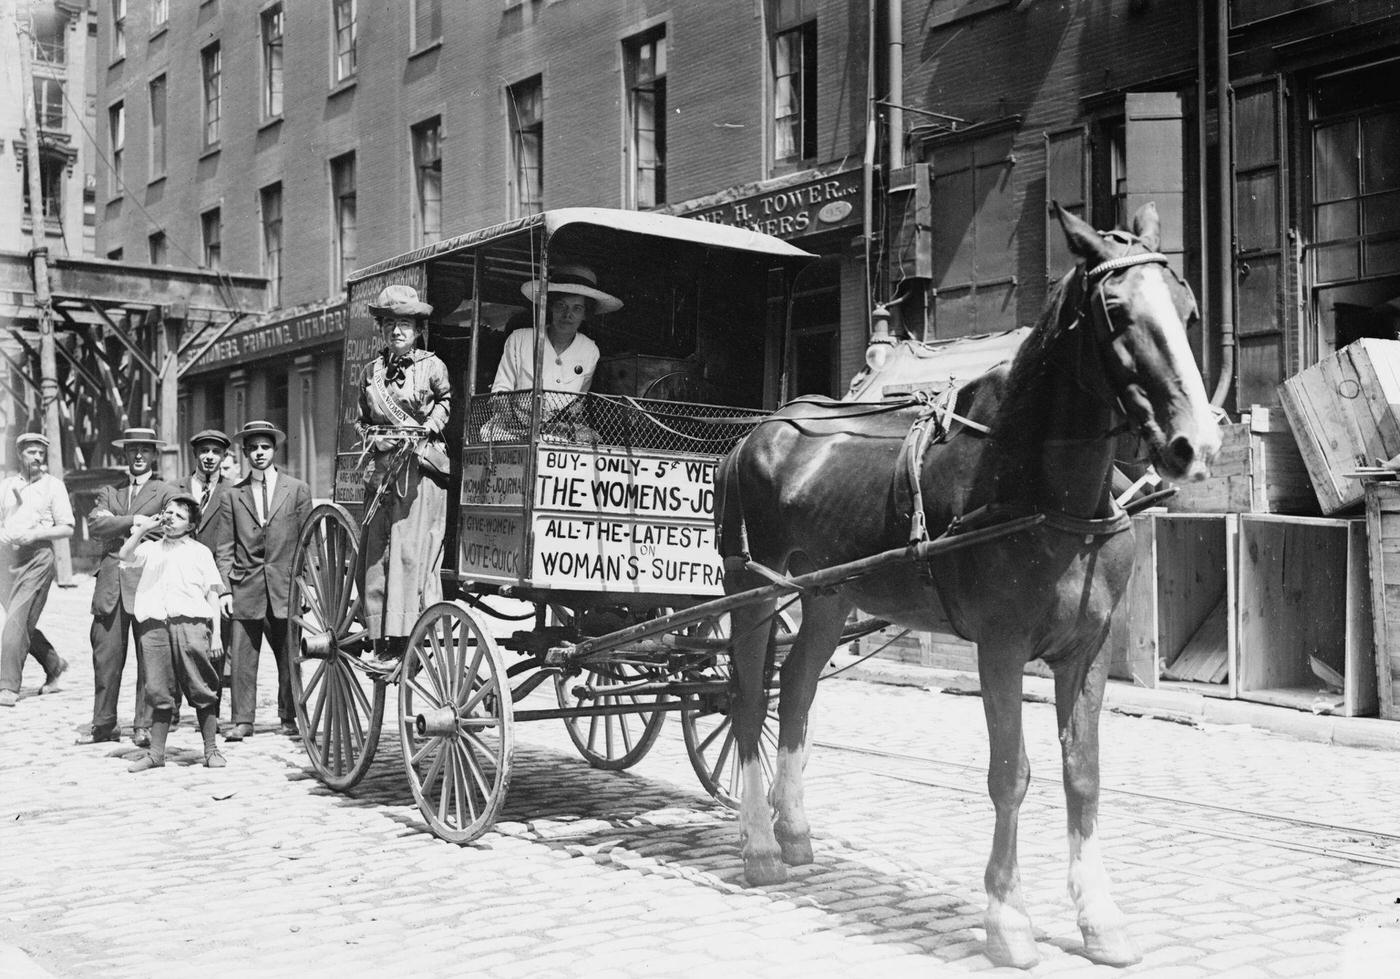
1081 925 1141 967
984 935 1040 970
985 910 1039 970
778 837 813 866
743 852 788 886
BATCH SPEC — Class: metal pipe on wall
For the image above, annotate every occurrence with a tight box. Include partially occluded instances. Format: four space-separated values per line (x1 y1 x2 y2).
1211 0 1236 408
887 0 903 170
1196 0 1212 387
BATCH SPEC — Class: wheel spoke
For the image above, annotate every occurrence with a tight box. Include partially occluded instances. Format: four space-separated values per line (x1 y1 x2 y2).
459 734 494 808
457 641 485 710
417 739 447 798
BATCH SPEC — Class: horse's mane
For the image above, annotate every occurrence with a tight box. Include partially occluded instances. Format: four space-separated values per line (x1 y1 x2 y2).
992 265 1086 441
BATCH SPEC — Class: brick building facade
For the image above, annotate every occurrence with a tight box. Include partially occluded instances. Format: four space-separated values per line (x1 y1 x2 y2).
900 0 1400 410
92 0 873 495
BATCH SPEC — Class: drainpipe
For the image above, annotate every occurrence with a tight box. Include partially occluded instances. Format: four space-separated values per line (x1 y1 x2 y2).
1196 0 1212 387
887 0 903 170
863 0 878 331
1210 0 1235 408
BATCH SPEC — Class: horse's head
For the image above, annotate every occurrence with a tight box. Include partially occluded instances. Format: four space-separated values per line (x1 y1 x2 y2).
1054 202 1220 483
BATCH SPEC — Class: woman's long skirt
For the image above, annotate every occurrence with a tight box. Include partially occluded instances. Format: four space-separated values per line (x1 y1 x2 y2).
362 458 447 638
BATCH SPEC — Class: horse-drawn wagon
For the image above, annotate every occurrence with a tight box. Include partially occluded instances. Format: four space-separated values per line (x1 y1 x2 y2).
287 202 1221 969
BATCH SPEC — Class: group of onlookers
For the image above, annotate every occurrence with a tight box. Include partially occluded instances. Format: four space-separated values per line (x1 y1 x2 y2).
0 421 309 772
2 275 595 772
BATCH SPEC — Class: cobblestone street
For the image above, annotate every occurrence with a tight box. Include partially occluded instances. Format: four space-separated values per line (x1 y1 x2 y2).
3 579 1400 978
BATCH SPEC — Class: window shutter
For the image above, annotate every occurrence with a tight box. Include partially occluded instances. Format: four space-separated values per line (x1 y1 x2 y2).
1045 126 1088 281
1123 92 1185 274
1232 78 1288 406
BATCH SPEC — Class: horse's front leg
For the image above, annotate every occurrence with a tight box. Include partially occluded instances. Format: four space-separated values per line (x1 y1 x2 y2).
1054 642 1140 967
729 596 786 886
770 594 851 867
978 646 1040 969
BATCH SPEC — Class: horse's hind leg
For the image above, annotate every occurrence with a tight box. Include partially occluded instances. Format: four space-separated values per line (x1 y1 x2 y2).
978 646 1040 970
771 593 851 867
1054 646 1140 967
730 594 787 886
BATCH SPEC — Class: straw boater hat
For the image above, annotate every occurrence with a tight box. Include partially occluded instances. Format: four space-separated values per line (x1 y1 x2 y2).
111 427 166 449
368 284 433 319
520 265 623 314
238 419 285 447
15 432 49 449
189 428 232 450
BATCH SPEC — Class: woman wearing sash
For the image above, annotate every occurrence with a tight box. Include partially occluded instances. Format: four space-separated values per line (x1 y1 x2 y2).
357 285 452 672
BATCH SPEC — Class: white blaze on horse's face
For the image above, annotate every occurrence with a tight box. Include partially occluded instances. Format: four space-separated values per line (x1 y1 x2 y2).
1103 266 1220 483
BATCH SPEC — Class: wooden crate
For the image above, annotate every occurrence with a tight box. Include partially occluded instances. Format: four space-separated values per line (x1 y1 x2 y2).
1280 338 1400 514
1236 514 1376 716
1365 482 1400 719
1166 407 1317 515
1120 512 1237 695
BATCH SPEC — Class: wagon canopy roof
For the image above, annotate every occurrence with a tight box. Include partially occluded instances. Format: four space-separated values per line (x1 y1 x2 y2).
346 208 817 285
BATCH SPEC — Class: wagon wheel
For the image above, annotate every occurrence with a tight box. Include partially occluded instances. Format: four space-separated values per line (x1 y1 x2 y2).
551 606 667 770
399 600 514 844
679 610 795 809
288 503 384 791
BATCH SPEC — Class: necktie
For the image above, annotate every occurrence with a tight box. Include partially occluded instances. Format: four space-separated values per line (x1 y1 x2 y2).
259 477 269 525
127 480 138 509
198 477 212 515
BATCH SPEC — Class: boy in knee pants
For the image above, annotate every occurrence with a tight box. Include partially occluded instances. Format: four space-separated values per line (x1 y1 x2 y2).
119 495 228 771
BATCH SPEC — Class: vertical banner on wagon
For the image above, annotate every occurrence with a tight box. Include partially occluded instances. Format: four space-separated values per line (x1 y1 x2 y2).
530 447 725 594
456 446 529 583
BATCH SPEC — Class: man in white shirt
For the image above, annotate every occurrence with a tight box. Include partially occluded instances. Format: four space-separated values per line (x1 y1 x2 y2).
118 494 226 771
0 433 74 707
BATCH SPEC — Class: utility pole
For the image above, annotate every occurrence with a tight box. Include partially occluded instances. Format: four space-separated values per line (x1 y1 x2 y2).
18 9 73 583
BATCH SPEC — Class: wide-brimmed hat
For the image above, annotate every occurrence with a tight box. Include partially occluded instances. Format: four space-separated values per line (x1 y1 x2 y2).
189 428 232 450
368 284 433 319
520 265 623 314
112 427 166 449
238 419 285 446
15 432 49 450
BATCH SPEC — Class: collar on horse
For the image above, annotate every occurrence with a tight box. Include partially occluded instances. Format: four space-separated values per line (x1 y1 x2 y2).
898 245 1170 548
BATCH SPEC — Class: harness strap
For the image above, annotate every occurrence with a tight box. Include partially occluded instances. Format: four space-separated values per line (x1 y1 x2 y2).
1085 251 1171 280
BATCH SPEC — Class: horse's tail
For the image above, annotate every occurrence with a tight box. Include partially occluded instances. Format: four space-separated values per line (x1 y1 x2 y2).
714 442 751 578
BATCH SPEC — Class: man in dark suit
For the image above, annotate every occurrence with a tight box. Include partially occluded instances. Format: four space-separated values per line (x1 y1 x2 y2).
176 429 236 694
219 420 311 741
78 427 178 745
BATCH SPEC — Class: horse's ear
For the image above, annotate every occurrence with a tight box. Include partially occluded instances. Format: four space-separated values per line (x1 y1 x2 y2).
1130 201 1161 251
1052 201 1112 266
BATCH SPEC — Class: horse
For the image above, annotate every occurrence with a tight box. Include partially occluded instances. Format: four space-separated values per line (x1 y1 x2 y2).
715 202 1220 969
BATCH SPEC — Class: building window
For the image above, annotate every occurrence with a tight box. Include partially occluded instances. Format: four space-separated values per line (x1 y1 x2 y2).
929 129 1018 338
21 154 64 225
771 2 817 165
412 118 442 244
202 43 221 148
148 74 166 180
148 231 167 265
201 208 222 269
111 0 126 61
508 76 543 217
261 4 284 119
34 78 64 131
151 0 168 30
205 379 225 434
333 0 357 83
108 102 124 196
624 28 666 209
261 183 284 306
331 152 357 284
31 8 66 64
412 0 441 49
